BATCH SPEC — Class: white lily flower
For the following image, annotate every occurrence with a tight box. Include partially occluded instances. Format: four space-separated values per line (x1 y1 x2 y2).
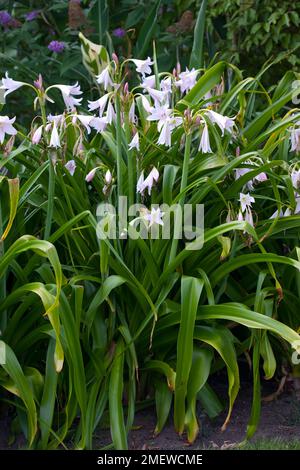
198 123 212 153
141 75 156 89
234 164 267 190
290 126 300 152
160 76 172 94
128 132 140 151
206 110 235 136
47 114 64 126
65 160 76 176
90 116 108 133
88 93 109 116
0 116 17 143
129 101 136 123
270 208 284 219
140 95 153 114
157 116 182 147
291 169 300 191
176 68 198 94
136 172 144 193
144 207 164 227
106 101 116 124
32 124 43 144
147 103 172 125
72 114 94 134
254 172 267 183
0 72 25 98
132 57 154 77
146 87 168 105
96 66 113 90
239 192 255 213
244 207 254 227
50 83 82 110
105 169 112 184
137 167 159 195
49 121 61 148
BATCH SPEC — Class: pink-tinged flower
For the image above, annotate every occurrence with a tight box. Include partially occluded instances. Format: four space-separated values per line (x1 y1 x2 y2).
65 159 76 176
290 126 300 153
88 93 109 116
206 110 235 136
137 167 159 195
141 75 156 89
176 68 198 94
47 114 64 126
239 192 255 213
0 72 25 98
72 114 94 134
128 132 140 151
48 41 65 53
32 124 43 144
96 66 113 90
244 207 254 227
50 83 82 110
131 57 154 78
270 209 284 219
234 165 267 190
254 172 267 183
0 115 17 143
85 168 97 182
49 121 61 148
198 123 212 153
90 116 108 133
144 207 164 227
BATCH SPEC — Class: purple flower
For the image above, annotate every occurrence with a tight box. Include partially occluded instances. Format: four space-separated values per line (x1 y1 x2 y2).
0 11 12 26
25 10 40 21
113 27 126 38
48 40 65 53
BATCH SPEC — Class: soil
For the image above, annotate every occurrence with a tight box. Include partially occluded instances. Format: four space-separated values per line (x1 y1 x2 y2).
1 373 300 450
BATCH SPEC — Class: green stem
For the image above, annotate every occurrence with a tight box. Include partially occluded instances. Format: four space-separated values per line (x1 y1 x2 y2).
44 155 55 240
115 95 123 199
124 113 134 208
169 132 191 263
0 200 6 332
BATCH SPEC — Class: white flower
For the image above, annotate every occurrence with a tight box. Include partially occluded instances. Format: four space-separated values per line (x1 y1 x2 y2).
157 116 182 147
146 87 168 105
32 124 43 144
49 121 61 148
206 110 235 136
51 83 82 110
141 75 156 89
144 207 164 227
291 169 300 190
105 169 112 184
96 66 113 90
254 172 267 183
85 168 97 182
136 172 144 193
137 167 159 195
129 101 136 123
90 116 108 133
290 126 300 153
244 207 254 227
0 116 17 144
128 132 140 151
106 101 116 124
147 103 172 125
65 160 76 176
132 57 154 77
160 76 172 94
0 72 25 98
140 95 153 114
88 93 109 116
239 192 255 213
198 123 212 153
47 114 64 126
234 164 267 190
72 114 94 134
270 209 283 219
176 68 198 94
